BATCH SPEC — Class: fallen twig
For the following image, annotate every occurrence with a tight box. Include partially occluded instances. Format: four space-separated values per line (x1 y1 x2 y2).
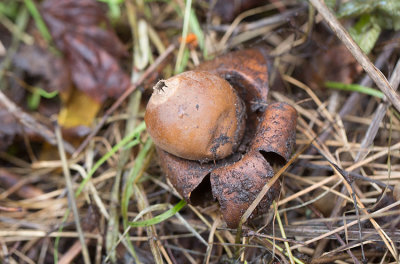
309 0 400 112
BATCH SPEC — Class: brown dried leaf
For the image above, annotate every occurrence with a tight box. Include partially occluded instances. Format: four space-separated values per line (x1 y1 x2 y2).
41 0 130 102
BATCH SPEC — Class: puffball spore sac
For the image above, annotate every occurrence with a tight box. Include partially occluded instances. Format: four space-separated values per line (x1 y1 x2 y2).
144 71 246 162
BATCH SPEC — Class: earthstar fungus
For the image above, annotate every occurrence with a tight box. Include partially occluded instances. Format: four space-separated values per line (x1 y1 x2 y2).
145 48 297 228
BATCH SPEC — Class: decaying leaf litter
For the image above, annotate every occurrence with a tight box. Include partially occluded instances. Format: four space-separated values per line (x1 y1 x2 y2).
0 0 400 263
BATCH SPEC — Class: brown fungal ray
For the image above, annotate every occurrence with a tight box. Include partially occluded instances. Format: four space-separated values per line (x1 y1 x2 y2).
197 47 269 111
250 102 297 166
157 148 217 205
210 151 281 228
197 48 270 144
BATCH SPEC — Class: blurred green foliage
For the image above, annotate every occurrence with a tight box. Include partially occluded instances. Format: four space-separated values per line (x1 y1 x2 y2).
334 0 400 54
97 0 124 20
0 0 19 18
337 0 400 30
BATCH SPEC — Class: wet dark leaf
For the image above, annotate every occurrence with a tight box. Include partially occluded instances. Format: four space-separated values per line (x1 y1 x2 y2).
0 168 43 199
303 44 363 91
366 192 400 229
13 44 70 93
41 0 130 102
0 104 21 150
209 0 267 22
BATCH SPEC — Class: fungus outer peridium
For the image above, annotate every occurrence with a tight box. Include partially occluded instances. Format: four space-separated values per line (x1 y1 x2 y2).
145 71 246 161
148 48 298 229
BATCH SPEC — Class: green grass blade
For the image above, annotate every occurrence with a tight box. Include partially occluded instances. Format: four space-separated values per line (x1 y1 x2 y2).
28 92 41 110
23 0 52 42
55 121 146 263
325 81 384 99
174 0 192 73
54 209 70 264
37 88 58 98
189 8 204 50
121 138 153 225
28 88 59 110
75 121 146 196
129 200 187 227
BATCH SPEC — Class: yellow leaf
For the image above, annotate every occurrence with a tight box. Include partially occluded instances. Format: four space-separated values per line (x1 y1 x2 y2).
58 88 101 128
